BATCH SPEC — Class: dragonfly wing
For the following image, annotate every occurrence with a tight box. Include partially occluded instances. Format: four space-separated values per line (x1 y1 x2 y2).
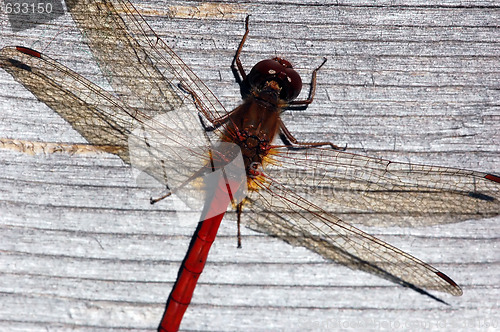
245 175 464 296
1 0 237 210
66 0 227 121
0 46 212 208
265 146 499 227
0 46 132 161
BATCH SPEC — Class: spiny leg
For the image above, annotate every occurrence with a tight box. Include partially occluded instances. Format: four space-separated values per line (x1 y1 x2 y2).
279 120 346 150
231 15 251 85
187 16 252 133
178 82 233 131
287 57 327 110
281 59 345 150
177 15 252 131
237 201 243 248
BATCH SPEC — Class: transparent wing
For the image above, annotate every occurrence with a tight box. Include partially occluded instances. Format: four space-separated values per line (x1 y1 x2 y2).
0 46 216 208
65 0 227 122
245 173 466 296
264 146 500 227
0 46 132 161
1 0 234 206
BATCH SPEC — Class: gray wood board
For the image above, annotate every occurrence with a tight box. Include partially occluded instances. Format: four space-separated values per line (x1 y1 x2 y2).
0 1 499 331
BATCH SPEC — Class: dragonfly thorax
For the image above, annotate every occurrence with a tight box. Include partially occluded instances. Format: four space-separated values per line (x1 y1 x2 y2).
235 126 271 173
222 99 278 179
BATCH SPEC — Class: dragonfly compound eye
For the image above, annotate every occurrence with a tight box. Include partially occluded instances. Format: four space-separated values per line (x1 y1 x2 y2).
247 58 302 101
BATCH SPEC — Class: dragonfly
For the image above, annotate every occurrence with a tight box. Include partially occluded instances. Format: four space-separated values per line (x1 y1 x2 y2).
0 1 499 331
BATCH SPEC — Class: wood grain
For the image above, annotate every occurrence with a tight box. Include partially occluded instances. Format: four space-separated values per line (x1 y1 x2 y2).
0 1 499 331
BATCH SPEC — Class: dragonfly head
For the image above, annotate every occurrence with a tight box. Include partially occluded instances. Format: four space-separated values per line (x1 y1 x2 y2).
247 57 302 102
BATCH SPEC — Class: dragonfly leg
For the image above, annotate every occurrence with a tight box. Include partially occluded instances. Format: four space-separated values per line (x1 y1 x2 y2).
149 160 173 204
237 202 243 248
286 57 327 110
150 191 172 205
279 120 346 150
231 15 251 86
178 82 233 130
198 113 226 132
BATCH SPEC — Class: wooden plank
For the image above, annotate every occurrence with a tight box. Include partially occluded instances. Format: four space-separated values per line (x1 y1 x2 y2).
0 1 499 331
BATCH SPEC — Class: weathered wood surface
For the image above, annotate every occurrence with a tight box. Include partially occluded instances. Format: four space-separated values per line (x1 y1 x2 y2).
0 1 499 331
